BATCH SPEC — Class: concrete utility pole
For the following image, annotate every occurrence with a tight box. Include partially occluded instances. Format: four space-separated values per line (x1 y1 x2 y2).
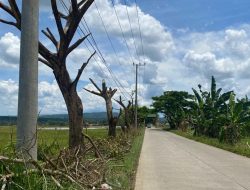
16 0 39 160
134 63 145 129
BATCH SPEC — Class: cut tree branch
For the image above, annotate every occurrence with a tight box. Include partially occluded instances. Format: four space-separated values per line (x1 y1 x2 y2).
111 89 117 97
38 57 53 69
8 0 21 23
115 96 126 109
89 78 102 93
77 0 86 9
71 0 78 13
84 88 101 96
0 19 16 27
79 0 94 17
59 11 68 20
51 0 65 39
0 2 14 17
82 133 103 160
67 33 90 55
42 28 58 48
72 51 95 86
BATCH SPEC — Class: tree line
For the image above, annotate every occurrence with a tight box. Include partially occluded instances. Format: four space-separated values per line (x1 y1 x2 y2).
152 76 250 145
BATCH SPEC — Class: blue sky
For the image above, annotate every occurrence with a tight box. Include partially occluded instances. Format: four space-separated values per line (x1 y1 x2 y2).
1 0 250 115
138 0 250 32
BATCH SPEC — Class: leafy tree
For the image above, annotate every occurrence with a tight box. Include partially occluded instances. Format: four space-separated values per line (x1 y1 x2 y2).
192 76 232 137
137 106 156 126
152 91 194 129
220 93 250 144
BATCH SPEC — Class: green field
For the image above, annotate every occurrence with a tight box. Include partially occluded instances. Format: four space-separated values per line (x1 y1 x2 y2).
171 129 250 158
0 126 108 153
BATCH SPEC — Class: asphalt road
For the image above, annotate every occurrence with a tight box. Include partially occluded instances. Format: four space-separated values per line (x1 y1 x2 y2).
135 128 250 190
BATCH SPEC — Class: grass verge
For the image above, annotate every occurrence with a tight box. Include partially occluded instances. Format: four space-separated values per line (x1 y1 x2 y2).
106 129 145 190
170 129 250 158
0 126 145 189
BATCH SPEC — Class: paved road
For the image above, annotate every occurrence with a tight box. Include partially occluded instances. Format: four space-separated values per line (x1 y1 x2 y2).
135 128 250 190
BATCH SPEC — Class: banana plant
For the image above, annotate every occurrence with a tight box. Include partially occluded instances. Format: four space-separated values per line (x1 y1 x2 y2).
220 93 250 144
192 76 232 137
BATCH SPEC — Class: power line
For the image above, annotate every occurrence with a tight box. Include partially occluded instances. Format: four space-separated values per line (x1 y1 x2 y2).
124 0 140 62
111 0 134 64
93 1 132 99
59 0 111 82
60 0 131 100
94 1 123 67
59 0 119 91
135 0 146 63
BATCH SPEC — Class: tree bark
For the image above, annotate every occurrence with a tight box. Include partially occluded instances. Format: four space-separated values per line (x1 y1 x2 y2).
124 110 131 131
66 91 84 148
54 66 84 149
106 98 116 137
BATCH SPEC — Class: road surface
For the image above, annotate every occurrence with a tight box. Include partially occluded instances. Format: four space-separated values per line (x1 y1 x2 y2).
135 128 250 190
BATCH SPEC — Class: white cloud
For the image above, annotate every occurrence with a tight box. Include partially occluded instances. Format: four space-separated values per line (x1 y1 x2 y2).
3 0 250 114
85 0 175 62
0 33 20 68
183 51 235 78
0 79 18 115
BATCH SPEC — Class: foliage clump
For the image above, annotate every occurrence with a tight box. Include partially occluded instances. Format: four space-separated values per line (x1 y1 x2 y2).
152 76 250 145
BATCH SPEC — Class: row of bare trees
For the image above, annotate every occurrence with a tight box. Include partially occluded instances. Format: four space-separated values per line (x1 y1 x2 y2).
84 78 133 137
0 0 135 154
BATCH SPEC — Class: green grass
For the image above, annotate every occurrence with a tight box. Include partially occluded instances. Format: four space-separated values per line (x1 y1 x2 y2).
107 129 145 190
0 126 108 152
170 129 250 158
0 126 145 189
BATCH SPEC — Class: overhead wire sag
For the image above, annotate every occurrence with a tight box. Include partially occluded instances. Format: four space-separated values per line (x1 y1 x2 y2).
111 0 134 64
124 0 140 62
60 0 131 100
134 0 146 63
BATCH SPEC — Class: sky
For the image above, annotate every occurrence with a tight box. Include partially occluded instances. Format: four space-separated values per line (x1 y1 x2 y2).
1 0 250 115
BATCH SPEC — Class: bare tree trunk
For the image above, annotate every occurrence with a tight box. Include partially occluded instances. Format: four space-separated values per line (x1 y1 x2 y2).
54 66 84 149
66 91 84 148
114 96 132 132
106 98 116 137
84 79 118 137
124 110 131 131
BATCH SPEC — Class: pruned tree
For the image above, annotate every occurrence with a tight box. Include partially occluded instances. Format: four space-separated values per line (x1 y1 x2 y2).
115 96 132 132
84 78 120 137
0 0 95 149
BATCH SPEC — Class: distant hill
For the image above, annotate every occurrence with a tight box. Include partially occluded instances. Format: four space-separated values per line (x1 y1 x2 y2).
0 112 118 126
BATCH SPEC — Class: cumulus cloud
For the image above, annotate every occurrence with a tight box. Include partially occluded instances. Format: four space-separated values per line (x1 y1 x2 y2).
3 0 250 114
175 26 250 97
183 51 235 78
0 80 18 115
0 33 20 68
85 0 175 62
